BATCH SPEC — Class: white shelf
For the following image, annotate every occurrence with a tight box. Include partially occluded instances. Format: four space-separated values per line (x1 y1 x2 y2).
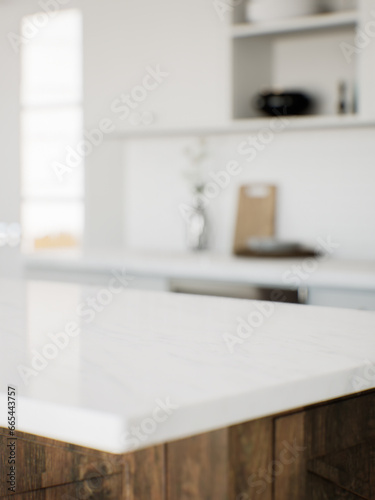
105 115 375 140
231 10 358 38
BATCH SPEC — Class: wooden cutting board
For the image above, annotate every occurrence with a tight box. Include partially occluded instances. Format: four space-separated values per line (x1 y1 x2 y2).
233 184 277 255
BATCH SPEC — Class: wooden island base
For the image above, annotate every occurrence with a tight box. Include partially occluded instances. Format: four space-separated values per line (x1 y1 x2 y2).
1 390 374 500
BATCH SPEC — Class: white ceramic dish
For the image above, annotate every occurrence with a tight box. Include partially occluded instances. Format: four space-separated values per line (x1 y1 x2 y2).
246 0 319 23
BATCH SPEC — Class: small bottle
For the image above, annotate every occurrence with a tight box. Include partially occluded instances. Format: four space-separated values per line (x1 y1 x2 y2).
337 81 347 114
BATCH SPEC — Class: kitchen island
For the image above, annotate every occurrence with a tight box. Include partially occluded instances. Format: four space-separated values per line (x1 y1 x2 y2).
0 279 375 499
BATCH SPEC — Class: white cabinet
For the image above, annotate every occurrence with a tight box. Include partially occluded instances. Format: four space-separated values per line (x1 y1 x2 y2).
308 287 375 310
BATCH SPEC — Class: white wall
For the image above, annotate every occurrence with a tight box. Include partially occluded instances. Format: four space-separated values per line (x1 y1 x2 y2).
0 0 230 261
83 0 230 130
1 0 374 272
0 2 25 278
123 127 375 260
82 0 230 249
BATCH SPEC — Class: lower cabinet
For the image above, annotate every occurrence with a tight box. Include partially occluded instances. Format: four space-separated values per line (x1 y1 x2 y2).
308 287 375 311
166 391 375 500
1 390 374 499
273 391 375 499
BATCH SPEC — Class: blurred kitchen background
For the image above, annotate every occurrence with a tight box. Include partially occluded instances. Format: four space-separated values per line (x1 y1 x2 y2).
1 0 375 310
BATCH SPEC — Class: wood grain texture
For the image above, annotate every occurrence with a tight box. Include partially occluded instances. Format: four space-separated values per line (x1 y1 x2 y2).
233 184 276 254
0 427 121 463
0 427 164 500
305 391 375 459
1 474 122 499
125 445 165 500
307 474 365 500
228 418 273 500
274 411 306 500
370 442 375 500
167 429 227 500
307 443 371 498
304 392 375 500
273 392 375 500
0 431 121 497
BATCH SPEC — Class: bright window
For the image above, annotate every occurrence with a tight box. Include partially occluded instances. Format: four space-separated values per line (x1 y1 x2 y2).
21 9 84 252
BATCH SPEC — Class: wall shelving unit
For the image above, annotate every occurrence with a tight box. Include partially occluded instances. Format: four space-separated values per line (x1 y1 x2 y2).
231 0 375 125
231 10 358 38
104 0 375 140
105 114 375 140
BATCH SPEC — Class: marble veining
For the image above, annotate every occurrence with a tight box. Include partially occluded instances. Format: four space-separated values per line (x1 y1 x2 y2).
0 279 374 453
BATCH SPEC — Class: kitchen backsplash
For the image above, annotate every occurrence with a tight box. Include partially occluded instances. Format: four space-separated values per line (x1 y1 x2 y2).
123 127 375 260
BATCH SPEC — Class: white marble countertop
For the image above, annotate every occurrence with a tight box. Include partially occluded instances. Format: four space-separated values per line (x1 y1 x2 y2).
1 279 375 454
24 249 375 291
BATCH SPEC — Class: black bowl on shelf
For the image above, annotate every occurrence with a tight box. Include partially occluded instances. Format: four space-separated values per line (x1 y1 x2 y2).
253 91 312 116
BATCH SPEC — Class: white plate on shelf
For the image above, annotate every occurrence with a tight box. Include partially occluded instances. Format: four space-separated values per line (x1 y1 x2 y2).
246 0 319 23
